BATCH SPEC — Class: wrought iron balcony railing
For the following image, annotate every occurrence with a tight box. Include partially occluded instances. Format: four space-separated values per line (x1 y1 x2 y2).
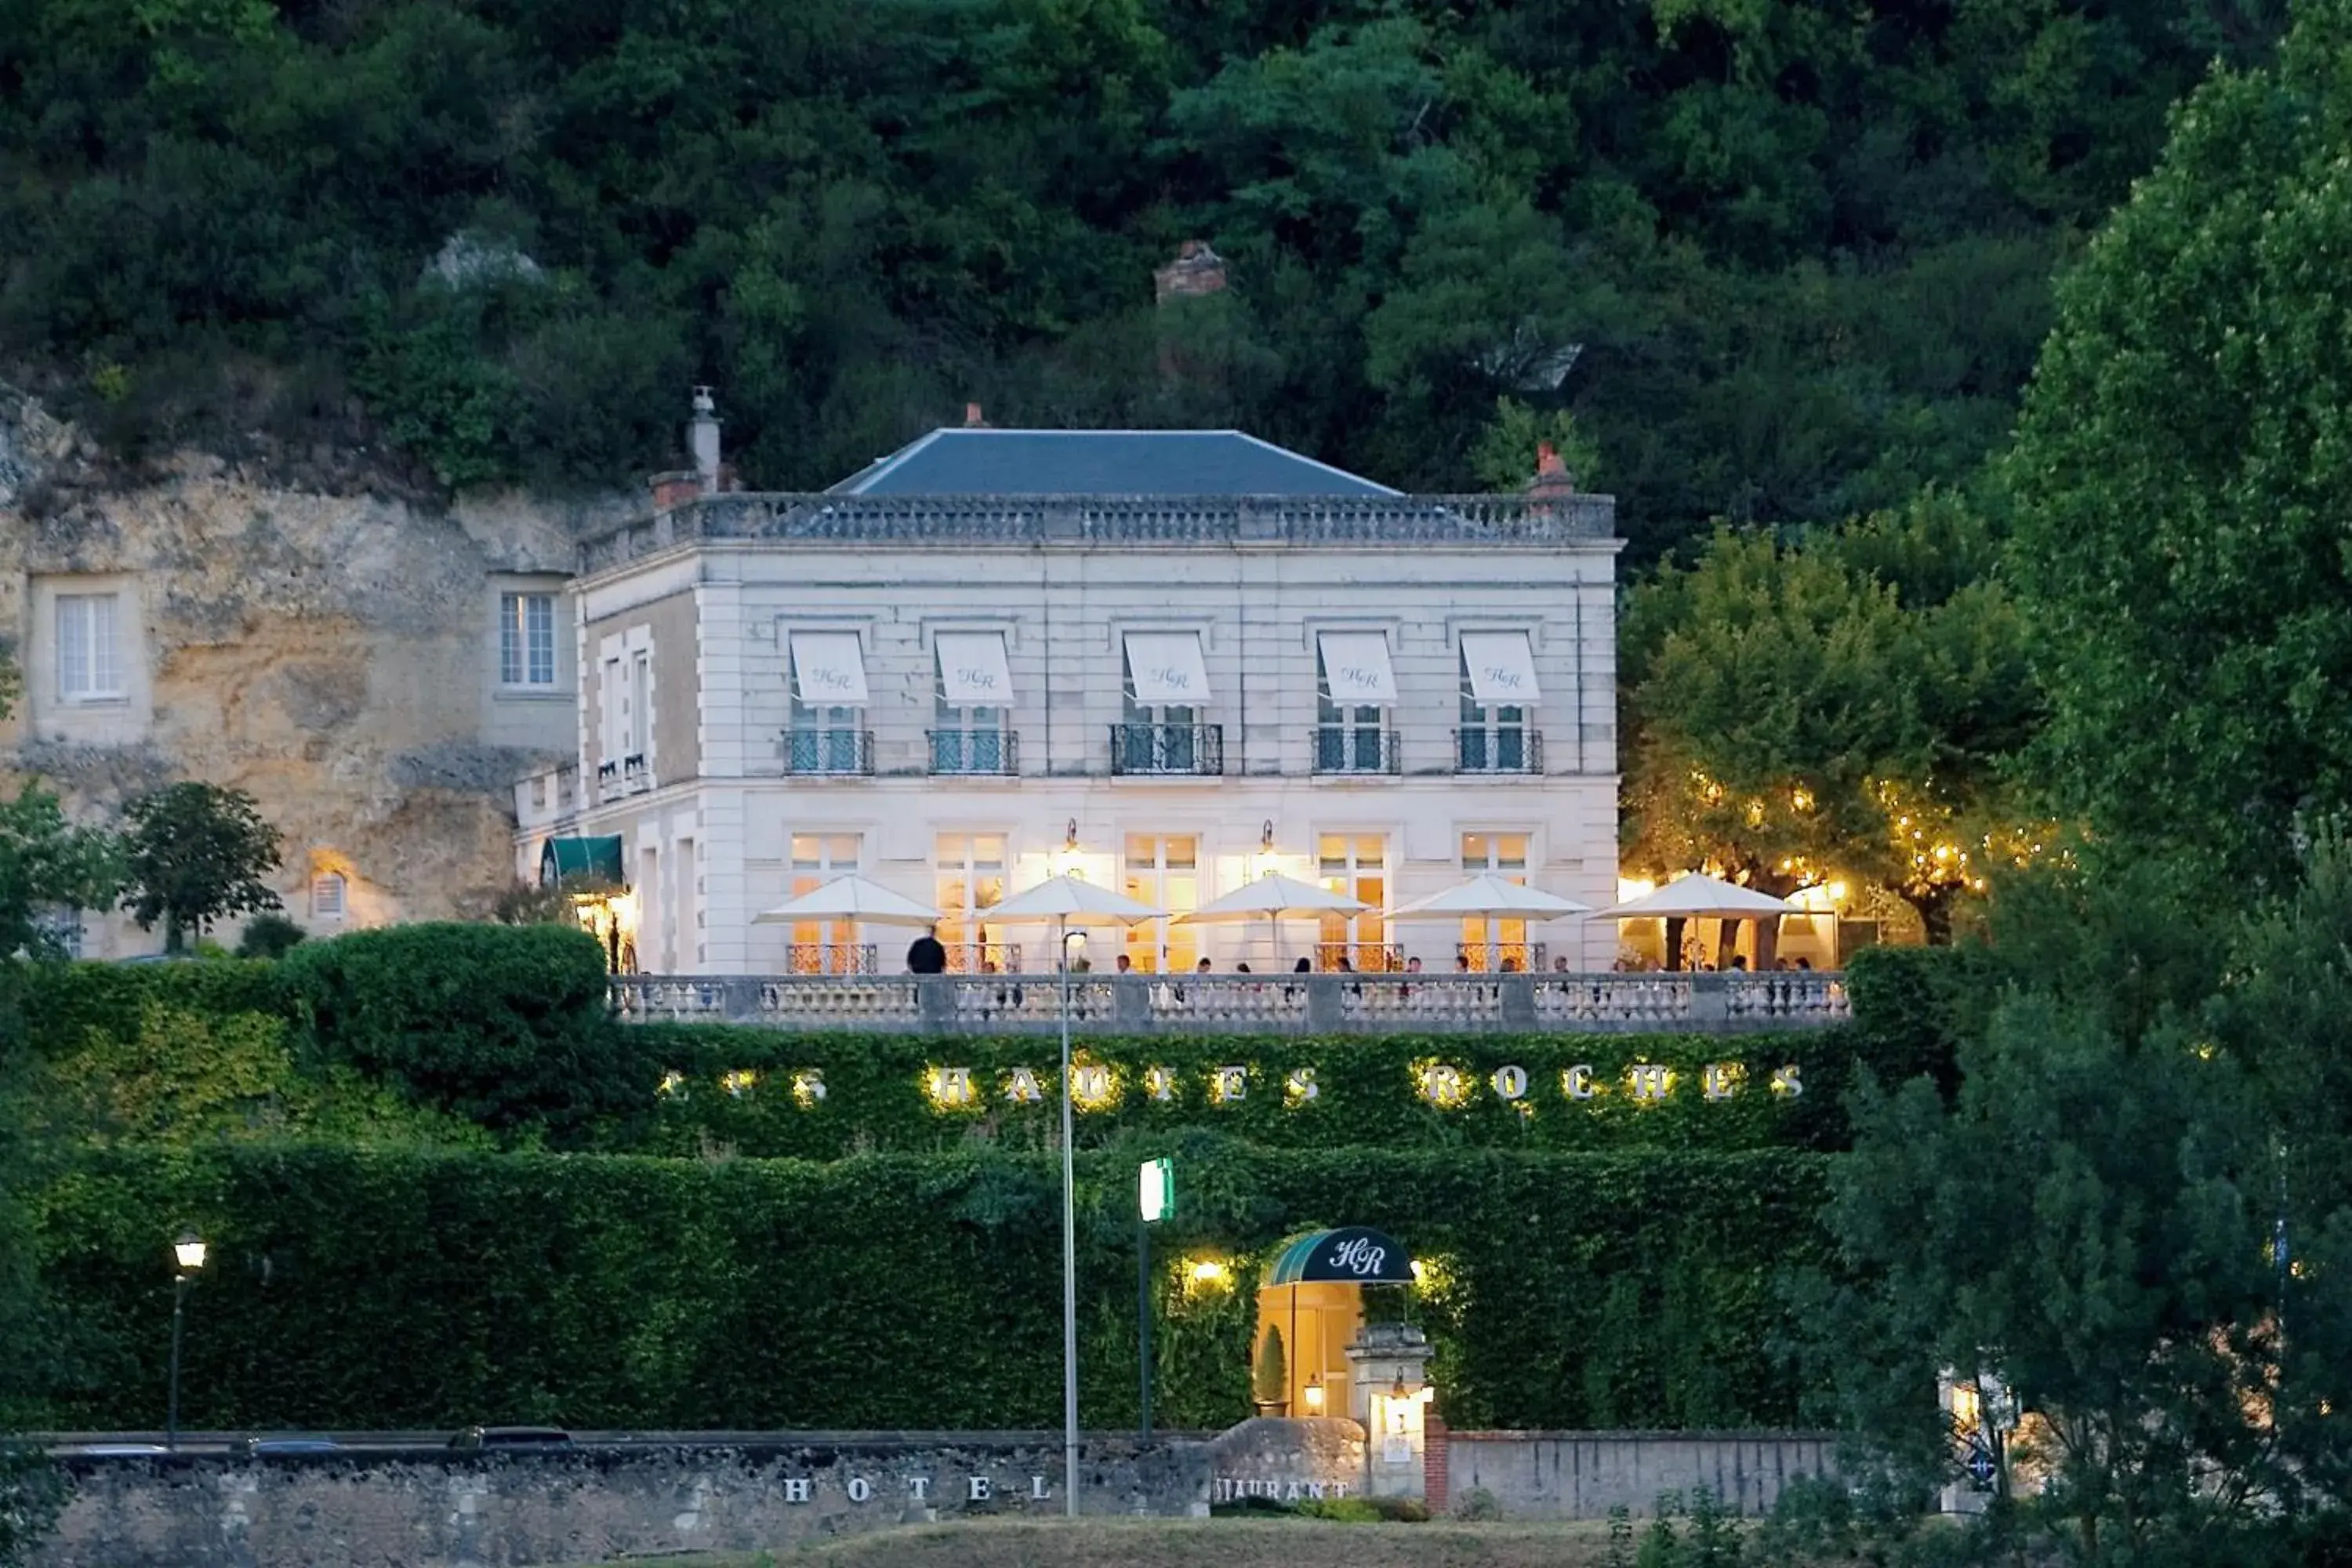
927 728 1018 776
1312 726 1402 775
1453 727 1544 775
1110 723 1225 777
785 728 875 776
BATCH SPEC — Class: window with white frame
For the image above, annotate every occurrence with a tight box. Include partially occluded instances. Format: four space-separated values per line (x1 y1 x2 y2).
1315 633 1395 774
1122 835 1200 972
934 833 1011 972
931 633 1012 775
499 593 558 688
311 872 347 924
1457 633 1539 773
1459 832 1533 971
787 833 865 973
56 593 122 702
1317 834 1390 969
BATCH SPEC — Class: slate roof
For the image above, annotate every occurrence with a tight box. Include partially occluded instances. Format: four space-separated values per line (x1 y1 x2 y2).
829 428 1400 498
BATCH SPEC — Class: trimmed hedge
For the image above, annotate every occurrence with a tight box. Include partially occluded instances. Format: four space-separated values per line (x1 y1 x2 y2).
279 924 653 1133
31 1140 1828 1435
1842 944 2005 1096
9 960 290 1062
618 1027 1854 1157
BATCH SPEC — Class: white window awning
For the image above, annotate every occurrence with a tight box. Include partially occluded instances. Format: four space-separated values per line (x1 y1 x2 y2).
1461 630 1541 704
790 630 870 705
935 631 1013 705
1124 631 1210 704
1317 630 1397 704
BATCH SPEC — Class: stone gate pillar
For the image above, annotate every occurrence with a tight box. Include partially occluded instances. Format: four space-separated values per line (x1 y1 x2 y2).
1345 1320 1433 1501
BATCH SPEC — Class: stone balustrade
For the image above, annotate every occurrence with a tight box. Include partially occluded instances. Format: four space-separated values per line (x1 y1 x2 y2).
608 971 1849 1034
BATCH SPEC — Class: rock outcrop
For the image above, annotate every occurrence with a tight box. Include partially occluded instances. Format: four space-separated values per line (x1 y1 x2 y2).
0 385 626 948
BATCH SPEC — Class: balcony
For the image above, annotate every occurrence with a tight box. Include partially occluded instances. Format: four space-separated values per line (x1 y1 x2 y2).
1312 726 1401 775
785 942 879 975
1454 727 1544 775
622 753 653 795
611 971 1852 1035
1111 723 1225 777
786 727 874 776
928 728 1019 776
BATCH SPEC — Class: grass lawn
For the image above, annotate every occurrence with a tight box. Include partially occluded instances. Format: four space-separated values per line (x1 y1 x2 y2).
588 1516 1631 1567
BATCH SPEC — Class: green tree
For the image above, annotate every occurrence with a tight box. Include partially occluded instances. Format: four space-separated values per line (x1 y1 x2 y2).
2004 0 2352 889
1620 495 2037 945
118 782 282 953
1805 839 2352 1559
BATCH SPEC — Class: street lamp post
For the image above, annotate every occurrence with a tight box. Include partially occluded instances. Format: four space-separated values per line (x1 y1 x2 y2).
166 1230 207 1450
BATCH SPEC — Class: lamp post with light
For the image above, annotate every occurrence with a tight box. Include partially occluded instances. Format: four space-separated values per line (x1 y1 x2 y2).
166 1229 207 1449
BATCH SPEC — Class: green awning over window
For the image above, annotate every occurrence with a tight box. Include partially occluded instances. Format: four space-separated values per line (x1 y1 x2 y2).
540 836 625 890
1264 1227 1414 1286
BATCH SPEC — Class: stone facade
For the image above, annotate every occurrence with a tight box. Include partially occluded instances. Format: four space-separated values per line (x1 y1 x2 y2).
0 386 625 953
521 484 1626 978
1442 1429 1839 1519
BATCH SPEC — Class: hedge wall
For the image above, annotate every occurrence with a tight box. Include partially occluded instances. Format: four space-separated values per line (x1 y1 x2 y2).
31 1140 1828 1436
616 1026 1853 1157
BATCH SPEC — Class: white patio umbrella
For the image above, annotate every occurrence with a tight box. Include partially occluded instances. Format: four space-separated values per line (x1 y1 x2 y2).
748 873 943 926
1388 873 1594 971
749 873 942 976
1592 873 1799 971
1173 872 1368 971
982 872 1165 1519
1591 873 1799 920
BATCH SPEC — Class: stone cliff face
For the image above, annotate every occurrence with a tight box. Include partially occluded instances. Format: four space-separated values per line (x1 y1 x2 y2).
0 386 625 948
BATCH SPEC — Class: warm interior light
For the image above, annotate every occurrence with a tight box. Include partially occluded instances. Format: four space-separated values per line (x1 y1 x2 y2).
173 1232 208 1273
1303 1377 1325 1414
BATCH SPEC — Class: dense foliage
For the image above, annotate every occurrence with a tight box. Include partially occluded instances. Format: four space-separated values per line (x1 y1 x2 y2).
118 782 283 954
279 923 650 1134
1620 494 2041 939
2003 0 2352 888
0 1 2287 556
27 1141 1828 1434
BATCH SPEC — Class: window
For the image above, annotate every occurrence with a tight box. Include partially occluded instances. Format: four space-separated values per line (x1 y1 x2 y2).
932 634 1012 775
1461 833 1532 970
1317 835 1389 969
935 834 1011 972
1457 633 1541 774
787 834 865 973
628 651 652 760
56 593 122 701
1117 633 1216 775
1316 636 1393 774
311 873 347 924
789 634 869 774
499 593 557 688
1123 835 1200 973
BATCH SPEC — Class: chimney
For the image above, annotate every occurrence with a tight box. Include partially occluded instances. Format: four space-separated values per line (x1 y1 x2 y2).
689 386 721 494
964 401 989 429
1153 240 1228 304
1531 441 1576 498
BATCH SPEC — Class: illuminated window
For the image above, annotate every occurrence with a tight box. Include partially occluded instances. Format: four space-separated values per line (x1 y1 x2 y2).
311 872 347 924
788 833 864 973
1316 833 1389 969
935 833 1011 972
1123 835 1199 973
1460 832 1530 970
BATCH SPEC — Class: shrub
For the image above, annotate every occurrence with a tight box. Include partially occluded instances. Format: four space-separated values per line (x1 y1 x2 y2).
281 923 650 1136
1452 1486 1504 1521
235 914 308 960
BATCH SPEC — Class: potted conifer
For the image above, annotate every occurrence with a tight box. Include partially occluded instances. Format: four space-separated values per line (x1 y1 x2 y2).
1252 1327 1289 1417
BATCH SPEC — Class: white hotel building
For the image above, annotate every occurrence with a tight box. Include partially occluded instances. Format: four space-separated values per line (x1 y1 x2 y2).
516 413 1624 977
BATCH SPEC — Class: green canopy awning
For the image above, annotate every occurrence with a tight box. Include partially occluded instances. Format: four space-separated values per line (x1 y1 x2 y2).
539 836 624 891
1264 1227 1414 1287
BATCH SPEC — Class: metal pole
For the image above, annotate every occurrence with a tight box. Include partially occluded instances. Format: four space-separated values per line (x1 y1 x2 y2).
1060 916 1080 1518
166 1273 187 1450
1138 1213 1152 1441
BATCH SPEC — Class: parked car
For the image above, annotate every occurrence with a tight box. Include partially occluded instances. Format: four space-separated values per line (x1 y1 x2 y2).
447 1425 572 1451
234 1436 340 1457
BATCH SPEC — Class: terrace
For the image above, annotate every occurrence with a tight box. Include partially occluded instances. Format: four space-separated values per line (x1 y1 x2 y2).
608 969 1849 1036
